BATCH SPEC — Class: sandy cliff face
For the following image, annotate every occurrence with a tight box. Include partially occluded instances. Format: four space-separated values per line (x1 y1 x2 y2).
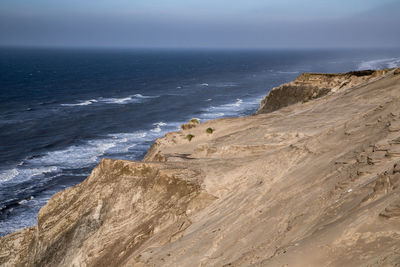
2 69 400 267
256 69 391 114
0 160 216 266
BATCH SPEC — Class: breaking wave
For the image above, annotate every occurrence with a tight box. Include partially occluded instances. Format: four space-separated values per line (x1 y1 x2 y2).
150 122 167 133
61 94 159 107
357 57 400 70
200 97 262 120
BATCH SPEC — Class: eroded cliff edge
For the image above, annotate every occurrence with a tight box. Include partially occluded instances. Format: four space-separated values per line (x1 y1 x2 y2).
1 68 400 266
256 69 391 114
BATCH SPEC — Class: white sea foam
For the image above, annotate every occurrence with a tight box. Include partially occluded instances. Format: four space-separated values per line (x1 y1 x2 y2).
0 131 153 184
0 166 59 184
100 96 138 104
109 132 148 140
226 98 243 107
17 196 34 205
214 82 238 87
106 132 148 153
61 99 98 107
199 82 238 88
150 122 167 133
200 97 262 120
358 57 400 70
61 94 159 107
0 169 19 182
30 141 116 168
133 94 158 99
22 166 59 178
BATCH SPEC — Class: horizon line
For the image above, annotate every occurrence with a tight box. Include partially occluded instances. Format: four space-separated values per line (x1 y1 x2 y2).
1 44 400 51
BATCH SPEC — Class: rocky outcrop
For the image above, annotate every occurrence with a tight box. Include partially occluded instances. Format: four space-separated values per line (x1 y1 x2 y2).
2 68 400 267
0 159 216 266
256 69 391 114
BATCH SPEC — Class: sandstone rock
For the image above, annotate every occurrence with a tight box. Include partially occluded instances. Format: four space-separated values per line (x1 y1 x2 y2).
387 145 400 157
374 140 391 151
256 83 330 114
380 200 400 218
367 151 387 164
256 70 390 114
389 121 400 132
0 159 214 266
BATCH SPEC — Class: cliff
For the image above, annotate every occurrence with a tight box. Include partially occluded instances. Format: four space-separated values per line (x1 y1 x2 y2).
256 69 391 114
1 68 400 266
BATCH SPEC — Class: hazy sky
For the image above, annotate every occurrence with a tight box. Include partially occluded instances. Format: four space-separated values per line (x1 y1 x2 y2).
1 0 399 48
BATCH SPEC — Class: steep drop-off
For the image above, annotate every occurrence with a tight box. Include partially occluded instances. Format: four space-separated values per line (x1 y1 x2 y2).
256 69 391 114
1 68 400 266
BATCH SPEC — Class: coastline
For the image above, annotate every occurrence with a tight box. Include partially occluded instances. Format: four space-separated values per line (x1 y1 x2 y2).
2 49 399 237
1 68 400 266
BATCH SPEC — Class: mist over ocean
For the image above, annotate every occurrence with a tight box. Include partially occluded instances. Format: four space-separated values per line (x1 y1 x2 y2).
0 47 399 236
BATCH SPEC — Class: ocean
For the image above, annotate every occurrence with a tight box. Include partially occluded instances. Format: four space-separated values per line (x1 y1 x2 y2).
1 47 399 236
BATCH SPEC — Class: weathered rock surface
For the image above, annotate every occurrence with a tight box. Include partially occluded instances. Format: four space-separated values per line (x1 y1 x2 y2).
0 160 215 266
256 69 391 114
2 69 400 267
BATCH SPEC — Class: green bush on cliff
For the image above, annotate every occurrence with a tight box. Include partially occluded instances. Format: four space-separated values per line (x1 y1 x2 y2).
190 118 199 124
186 134 194 141
206 128 213 134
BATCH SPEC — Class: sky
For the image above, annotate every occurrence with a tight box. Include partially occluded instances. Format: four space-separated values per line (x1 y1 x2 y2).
0 0 399 49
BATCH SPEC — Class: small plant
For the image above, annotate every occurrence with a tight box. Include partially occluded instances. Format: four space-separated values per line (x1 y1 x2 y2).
190 118 199 124
186 134 194 141
206 127 213 134
181 123 195 130
181 118 200 130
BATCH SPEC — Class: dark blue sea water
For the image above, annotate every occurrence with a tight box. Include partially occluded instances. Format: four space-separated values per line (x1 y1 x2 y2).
1 47 399 236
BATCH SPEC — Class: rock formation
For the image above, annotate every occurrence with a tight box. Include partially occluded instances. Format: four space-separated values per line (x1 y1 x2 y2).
1 69 400 266
256 69 391 114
